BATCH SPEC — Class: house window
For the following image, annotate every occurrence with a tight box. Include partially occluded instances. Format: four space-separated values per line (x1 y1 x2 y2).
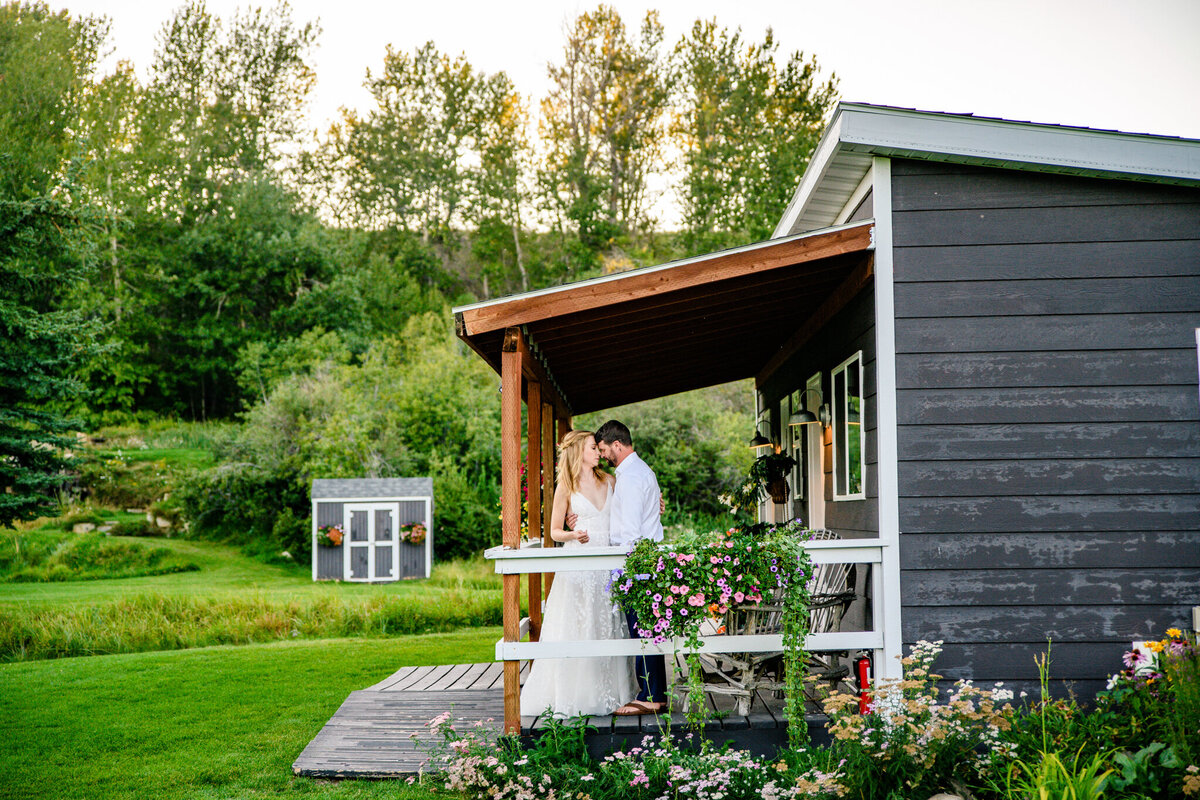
787 389 806 502
832 352 865 500
755 393 771 521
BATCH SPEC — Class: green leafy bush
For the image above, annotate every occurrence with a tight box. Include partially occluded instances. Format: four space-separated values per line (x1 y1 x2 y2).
106 519 162 537
176 462 311 562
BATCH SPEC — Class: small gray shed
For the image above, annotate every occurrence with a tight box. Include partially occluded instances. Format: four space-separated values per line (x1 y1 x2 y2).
311 478 434 582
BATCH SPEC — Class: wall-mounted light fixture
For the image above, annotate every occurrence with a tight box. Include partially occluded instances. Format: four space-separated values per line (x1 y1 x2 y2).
788 388 831 429
748 430 773 450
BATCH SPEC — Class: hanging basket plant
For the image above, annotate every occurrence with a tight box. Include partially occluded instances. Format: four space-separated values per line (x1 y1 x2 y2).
749 451 796 504
400 522 427 546
316 524 344 548
610 520 816 747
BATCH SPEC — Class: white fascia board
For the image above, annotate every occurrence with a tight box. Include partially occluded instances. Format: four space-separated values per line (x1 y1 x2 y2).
772 111 845 239
838 104 1200 183
773 102 1200 240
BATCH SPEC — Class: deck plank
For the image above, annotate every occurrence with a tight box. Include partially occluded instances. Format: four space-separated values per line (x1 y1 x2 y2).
293 662 793 779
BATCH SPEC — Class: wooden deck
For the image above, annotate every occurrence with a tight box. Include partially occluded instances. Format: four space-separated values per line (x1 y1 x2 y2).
293 659 802 779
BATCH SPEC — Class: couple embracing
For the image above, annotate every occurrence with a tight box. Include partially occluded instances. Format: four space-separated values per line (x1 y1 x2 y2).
519 420 668 718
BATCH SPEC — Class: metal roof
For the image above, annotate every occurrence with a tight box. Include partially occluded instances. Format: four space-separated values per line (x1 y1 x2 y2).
311 478 433 499
454 221 875 414
775 103 1200 237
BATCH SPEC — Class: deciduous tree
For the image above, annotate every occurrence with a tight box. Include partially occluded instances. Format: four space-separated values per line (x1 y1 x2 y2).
539 6 669 261
672 20 837 253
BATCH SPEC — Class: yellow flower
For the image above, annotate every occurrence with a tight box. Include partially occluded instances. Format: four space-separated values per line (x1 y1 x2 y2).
1147 640 1165 653
1167 628 1183 638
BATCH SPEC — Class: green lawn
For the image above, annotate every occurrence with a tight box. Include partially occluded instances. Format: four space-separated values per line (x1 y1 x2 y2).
2 631 498 799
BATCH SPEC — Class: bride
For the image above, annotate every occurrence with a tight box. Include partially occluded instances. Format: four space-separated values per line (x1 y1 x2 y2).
519 429 637 718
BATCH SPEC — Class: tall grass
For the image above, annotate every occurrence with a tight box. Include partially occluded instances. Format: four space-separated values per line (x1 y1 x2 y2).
0 588 503 661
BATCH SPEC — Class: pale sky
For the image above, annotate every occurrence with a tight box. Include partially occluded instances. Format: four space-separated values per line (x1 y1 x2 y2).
65 0 1200 139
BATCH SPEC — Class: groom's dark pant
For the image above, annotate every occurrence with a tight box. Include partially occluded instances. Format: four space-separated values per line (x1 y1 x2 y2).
625 609 667 703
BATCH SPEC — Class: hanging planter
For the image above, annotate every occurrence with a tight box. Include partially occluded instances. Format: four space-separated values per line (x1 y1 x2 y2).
749 451 797 505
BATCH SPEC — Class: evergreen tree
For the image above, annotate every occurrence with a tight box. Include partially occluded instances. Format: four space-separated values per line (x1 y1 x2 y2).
0 2 106 525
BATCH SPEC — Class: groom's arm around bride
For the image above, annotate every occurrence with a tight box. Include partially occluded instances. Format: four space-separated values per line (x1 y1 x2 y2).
594 420 668 715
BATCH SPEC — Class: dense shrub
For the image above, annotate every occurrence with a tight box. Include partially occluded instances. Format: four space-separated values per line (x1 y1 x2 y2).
75 451 169 508
176 462 310 562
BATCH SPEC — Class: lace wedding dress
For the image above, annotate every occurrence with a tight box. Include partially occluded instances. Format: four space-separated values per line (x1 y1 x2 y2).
519 483 637 717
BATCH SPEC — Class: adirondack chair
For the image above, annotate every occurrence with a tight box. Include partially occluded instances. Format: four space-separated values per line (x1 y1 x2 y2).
687 530 857 716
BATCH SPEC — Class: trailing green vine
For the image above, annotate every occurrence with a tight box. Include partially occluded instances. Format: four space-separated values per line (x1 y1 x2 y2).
610 520 816 748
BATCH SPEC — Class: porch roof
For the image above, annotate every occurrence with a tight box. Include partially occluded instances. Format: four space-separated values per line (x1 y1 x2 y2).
453 220 874 415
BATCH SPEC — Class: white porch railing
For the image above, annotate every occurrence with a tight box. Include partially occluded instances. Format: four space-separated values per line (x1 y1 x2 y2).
484 538 891 669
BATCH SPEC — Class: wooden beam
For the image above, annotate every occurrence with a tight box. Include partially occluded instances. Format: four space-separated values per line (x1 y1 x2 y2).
510 328 571 419
459 222 874 336
755 256 876 385
500 328 523 734
541 401 555 594
526 381 542 642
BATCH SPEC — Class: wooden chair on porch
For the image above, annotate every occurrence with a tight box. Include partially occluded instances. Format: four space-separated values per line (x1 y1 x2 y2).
686 530 857 716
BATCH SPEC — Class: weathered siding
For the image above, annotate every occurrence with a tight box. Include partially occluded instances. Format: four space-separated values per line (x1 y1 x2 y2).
316 502 344 579
891 158 1200 697
760 286 878 538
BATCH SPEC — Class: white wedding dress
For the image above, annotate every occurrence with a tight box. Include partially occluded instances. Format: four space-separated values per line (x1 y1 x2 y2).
519 482 637 717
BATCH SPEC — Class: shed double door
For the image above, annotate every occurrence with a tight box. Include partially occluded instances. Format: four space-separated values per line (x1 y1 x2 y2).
343 504 398 582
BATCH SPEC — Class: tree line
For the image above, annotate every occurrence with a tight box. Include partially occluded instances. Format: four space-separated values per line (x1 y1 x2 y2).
1 1 835 547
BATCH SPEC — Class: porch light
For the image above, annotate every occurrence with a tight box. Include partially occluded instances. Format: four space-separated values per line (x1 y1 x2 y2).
748 431 773 450
789 389 831 429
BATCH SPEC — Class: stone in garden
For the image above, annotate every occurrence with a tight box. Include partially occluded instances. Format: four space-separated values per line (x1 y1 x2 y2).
928 794 963 800
155 517 171 529
73 523 95 533
97 524 113 533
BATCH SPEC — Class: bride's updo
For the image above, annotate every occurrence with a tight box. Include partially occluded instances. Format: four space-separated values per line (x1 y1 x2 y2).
556 429 609 494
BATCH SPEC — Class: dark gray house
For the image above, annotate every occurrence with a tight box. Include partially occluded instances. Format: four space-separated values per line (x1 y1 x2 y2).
311 478 434 581
455 103 1199 705
761 103 1200 696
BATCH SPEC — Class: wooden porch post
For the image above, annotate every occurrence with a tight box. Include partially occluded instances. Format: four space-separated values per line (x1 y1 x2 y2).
500 329 523 734
526 381 542 641
541 401 555 593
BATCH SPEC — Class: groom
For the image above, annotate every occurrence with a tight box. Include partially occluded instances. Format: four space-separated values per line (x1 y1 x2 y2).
595 420 667 715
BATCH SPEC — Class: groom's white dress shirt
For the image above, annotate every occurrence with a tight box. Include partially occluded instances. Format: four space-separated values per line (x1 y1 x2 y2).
608 451 663 549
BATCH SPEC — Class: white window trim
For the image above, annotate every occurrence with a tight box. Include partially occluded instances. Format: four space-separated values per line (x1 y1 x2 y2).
831 351 866 501
805 372 825 530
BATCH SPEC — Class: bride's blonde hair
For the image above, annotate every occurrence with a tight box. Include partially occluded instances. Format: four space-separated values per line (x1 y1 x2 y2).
556 429 609 495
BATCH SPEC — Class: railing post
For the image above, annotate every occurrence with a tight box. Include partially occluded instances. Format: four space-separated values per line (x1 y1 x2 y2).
541 401 555 593
526 381 542 641
501 328 523 734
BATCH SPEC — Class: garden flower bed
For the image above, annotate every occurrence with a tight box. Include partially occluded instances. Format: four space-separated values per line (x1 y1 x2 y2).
416 632 1200 800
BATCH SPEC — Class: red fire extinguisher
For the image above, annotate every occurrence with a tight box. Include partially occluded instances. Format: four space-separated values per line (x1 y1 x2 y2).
855 655 873 714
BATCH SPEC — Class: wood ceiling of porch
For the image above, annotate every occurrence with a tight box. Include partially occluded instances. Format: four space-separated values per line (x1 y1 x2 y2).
455 221 874 415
